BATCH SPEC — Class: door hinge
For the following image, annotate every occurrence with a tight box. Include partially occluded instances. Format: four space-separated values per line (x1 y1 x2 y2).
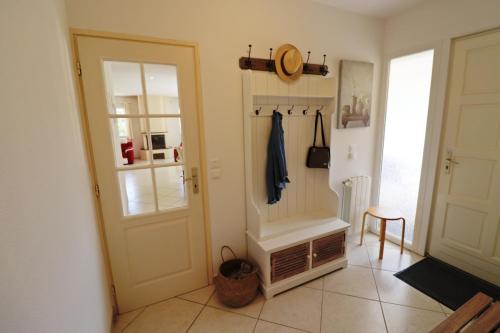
94 184 100 198
111 284 117 298
76 61 82 76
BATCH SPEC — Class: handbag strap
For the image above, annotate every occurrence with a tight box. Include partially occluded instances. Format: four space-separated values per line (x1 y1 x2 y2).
313 110 327 147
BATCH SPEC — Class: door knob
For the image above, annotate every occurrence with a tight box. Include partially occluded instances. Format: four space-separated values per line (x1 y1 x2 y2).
183 167 199 194
444 151 459 174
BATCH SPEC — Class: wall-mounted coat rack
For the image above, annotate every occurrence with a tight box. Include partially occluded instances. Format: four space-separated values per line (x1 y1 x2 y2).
253 104 326 117
239 44 329 76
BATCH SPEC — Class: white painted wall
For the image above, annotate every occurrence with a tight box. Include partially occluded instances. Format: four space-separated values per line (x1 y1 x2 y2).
65 0 384 270
0 1 111 332
384 0 500 53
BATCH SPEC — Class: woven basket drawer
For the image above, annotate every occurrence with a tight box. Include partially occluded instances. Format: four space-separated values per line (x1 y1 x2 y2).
271 242 310 283
312 232 345 268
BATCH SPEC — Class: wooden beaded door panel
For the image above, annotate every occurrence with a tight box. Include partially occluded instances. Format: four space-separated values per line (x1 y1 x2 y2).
271 242 310 283
76 35 207 312
312 232 345 268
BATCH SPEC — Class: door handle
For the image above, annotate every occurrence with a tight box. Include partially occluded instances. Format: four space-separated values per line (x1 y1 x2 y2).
445 157 459 165
183 167 199 194
444 151 459 174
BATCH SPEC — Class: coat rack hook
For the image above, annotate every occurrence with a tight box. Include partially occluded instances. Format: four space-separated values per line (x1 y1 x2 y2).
320 54 328 76
274 104 280 112
303 105 310 115
304 51 311 71
255 106 262 115
288 105 295 115
317 105 324 114
267 48 274 71
245 44 252 68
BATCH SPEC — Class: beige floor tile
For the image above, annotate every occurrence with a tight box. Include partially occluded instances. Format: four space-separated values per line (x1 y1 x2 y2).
302 276 324 290
367 245 422 272
178 284 214 304
207 291 265 318
373 269 442 312
124 298 202 333
347 231 379 244
346 242 372 268
382 302 446 333
189 306 256 333
254 320 307 333
260 287 322 333
440 303 454 315
323 265 379 300
346 232 362 245
360 232 383 246
321 292 386 333
112 308 144 333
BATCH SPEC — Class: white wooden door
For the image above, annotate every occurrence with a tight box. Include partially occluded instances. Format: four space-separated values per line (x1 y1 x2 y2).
429 28 500 285
76 35 208 312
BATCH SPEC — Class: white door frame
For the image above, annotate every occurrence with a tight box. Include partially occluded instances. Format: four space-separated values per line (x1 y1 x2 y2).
372 40 451 255
69 29 214 312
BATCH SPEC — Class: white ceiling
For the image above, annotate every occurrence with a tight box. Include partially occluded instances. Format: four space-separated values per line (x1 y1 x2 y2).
108 61 179 97
311 0 428 18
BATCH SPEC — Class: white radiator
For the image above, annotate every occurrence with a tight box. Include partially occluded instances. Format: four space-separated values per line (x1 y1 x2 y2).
341 176 371 234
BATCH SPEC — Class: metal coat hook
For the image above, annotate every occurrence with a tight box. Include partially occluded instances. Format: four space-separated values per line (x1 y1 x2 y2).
245 44 252 68
303 105 310 115
255 106 262 115
273 104 280 112
288 105 295 115
304 51 311 71
320 54 328 76
316 105 324 114
267 48 274 71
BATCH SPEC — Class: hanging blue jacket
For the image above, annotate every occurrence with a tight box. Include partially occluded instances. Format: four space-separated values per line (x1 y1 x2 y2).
267 111 290 204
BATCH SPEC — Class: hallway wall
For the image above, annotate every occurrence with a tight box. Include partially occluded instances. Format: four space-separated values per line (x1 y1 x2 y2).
0 0 112 332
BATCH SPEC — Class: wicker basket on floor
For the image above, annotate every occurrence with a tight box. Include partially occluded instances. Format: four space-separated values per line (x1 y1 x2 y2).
214 246 259 308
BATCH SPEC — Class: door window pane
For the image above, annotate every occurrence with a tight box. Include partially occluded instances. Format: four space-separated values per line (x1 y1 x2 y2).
148 118 183 164
103 61 145 115
379 50 434 243
119 169 155 216
155 166 187 210
144 64 180 115
110 118 151 168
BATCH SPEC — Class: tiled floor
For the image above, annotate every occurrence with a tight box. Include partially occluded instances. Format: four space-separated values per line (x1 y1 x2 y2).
113 232 453 333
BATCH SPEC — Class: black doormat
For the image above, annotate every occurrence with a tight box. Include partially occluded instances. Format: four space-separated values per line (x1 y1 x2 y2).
394 256 500 310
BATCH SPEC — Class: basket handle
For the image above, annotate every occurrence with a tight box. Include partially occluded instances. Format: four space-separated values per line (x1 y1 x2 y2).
220 245 237 263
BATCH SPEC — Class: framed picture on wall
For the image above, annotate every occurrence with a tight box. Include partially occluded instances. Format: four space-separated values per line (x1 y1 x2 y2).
337 60 374 129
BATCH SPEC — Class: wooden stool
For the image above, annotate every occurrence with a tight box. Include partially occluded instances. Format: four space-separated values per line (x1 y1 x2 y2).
359 207 406 259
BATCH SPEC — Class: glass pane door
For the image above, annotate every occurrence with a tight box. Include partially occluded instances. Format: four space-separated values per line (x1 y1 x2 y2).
103 60 187 216
378 50 434 244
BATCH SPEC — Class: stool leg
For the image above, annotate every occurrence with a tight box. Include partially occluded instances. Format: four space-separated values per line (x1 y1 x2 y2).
400 218 406 254
379 219 387 260
360 212 368 245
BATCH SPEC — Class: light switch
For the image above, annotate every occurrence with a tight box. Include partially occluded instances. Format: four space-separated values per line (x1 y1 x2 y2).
209 158 220 169
348 144 357 160
210 168 222 179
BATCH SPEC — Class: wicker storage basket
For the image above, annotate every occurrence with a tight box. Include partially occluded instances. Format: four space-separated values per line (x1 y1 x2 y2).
214 246 259 307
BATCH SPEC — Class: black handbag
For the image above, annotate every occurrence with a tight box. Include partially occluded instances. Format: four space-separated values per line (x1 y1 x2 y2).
306 111 330 168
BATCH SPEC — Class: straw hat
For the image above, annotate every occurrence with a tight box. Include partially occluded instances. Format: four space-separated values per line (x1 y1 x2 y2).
275 44 303 82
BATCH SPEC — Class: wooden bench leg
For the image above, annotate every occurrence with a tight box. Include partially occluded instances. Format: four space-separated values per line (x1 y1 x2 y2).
360 212 369 245
379 219 387 259
400 218 406 254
